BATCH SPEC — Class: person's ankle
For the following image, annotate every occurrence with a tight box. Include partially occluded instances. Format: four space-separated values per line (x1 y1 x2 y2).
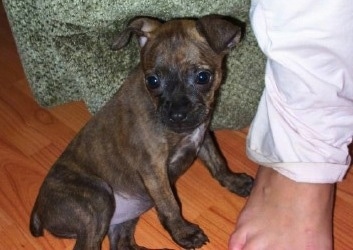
229 166 334 250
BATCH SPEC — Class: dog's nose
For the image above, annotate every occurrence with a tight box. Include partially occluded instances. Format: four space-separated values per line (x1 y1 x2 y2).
169 111 187 122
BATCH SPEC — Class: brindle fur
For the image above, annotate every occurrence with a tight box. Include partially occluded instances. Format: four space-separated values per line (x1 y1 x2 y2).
30 15 253 250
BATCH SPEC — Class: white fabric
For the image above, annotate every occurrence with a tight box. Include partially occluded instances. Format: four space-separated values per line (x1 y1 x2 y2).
247 0 353 183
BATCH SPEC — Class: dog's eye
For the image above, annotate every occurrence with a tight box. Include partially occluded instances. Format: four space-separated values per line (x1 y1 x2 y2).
146 75 160 89
196 71 211 85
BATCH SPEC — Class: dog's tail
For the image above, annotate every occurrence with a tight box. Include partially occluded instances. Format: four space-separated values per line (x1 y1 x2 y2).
29 208 44 237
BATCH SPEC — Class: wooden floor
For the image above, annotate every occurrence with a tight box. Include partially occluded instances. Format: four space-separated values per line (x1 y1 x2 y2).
1 3 353 249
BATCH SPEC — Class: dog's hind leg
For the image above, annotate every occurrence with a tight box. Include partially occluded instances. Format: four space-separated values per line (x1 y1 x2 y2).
108 218 141 250
73 208 114 250
30 165 116 250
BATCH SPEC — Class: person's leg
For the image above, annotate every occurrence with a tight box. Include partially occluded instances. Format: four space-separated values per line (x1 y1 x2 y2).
229 1 353 248
229 166 334 250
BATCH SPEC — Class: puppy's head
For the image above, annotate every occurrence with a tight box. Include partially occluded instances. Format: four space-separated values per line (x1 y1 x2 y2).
112 15 243 133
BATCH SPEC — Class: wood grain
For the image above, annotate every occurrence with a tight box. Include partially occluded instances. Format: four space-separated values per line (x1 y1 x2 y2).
1 2 352 249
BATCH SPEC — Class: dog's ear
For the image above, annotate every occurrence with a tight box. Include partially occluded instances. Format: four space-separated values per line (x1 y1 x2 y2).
111 17 163 50
196 14 244 54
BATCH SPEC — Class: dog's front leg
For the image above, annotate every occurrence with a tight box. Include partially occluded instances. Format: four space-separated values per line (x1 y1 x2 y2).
141 163 209 249
198 131 253 197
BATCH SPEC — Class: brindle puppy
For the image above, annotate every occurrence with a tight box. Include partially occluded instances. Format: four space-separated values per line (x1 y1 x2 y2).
30 15 253 250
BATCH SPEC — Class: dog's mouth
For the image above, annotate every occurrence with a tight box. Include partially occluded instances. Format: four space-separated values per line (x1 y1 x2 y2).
164 122 203 134
160 108 209 134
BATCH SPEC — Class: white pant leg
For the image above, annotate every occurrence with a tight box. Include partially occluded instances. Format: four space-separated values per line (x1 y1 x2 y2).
247 0 353 183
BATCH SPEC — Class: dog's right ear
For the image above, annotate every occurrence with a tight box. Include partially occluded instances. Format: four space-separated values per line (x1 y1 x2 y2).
111 17 163 51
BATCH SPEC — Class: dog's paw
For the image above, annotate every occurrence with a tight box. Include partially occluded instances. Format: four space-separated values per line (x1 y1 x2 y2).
222 172 254 197
172 222 209 249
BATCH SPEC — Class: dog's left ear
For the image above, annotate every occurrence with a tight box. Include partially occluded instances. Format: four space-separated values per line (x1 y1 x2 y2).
111 17 163 50
196 14 244 54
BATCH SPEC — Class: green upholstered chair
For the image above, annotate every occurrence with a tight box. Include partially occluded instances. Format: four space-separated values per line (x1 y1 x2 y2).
3 0 265 129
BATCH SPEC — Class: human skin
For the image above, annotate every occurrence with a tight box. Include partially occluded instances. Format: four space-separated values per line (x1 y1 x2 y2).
229 166 334 250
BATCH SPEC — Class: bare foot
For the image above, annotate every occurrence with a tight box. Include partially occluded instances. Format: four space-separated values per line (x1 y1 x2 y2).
229 166 334 250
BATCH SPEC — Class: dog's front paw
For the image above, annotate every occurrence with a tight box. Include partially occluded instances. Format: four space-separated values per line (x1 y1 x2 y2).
171 222 209 249
221 172 254 197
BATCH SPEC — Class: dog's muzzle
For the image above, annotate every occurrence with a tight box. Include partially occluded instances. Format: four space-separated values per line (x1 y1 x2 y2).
160 99 208 133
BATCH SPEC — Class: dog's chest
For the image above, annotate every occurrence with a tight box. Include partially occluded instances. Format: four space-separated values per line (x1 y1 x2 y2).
169 124 207 166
